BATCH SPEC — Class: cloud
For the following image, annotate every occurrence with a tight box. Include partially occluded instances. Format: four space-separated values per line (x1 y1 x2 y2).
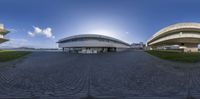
28 26 55 38
34 27 42 33
28 31 35 37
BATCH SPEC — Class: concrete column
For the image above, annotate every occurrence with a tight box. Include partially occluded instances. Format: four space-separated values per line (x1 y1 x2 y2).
62 48 64 52
181 43 198 52
150 46 157 50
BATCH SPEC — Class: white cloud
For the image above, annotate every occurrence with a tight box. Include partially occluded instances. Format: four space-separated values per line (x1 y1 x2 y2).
43 27 53 38
28 26 55 38
34 26 42 33
28 31 35 37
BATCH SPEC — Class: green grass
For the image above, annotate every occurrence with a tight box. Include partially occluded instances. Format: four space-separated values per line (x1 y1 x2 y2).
0 50 31 62
146 50 200 63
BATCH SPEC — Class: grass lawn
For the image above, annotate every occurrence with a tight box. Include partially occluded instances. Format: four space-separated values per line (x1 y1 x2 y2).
0 50 31 62
146 50 200 63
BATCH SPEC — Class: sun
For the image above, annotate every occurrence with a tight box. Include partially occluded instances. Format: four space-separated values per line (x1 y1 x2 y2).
88 29 118 38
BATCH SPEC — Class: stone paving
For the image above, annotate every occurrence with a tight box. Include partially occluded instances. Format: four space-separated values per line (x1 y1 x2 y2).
0 51 200 99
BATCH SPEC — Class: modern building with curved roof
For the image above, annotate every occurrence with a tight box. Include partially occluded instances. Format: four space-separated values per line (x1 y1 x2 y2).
0 24 9 44
57 34 130 53
147 22 200 52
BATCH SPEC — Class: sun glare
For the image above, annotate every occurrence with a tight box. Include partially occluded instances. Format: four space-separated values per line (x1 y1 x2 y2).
88 29 119 38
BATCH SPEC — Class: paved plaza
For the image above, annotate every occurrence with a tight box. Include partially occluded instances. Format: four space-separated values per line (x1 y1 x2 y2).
0 51 200 99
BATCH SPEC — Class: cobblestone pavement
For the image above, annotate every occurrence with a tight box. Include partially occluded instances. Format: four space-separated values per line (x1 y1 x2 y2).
0 51 200 99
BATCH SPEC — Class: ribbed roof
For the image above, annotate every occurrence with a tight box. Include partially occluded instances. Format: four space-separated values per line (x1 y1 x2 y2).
57 34 130 46
147 22 200 44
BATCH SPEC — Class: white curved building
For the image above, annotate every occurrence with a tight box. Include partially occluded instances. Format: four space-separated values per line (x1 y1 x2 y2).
57 34 130 53
147 22 200 52
0 24 9 44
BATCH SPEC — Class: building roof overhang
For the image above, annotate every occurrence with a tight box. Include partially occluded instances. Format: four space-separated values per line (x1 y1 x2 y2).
57 34 130 46
0 38 9 43
0 29 9 35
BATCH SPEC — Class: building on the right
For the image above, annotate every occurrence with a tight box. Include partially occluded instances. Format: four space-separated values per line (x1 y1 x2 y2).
0 24 9 44
147 22 200 52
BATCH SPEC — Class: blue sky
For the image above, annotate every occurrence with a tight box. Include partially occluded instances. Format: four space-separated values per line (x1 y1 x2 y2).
1 0 200 48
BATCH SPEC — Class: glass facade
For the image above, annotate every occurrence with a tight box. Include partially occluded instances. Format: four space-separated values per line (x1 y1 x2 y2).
63 47 117 54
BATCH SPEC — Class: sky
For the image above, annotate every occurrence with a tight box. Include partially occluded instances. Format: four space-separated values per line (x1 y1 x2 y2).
1 0 200 48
